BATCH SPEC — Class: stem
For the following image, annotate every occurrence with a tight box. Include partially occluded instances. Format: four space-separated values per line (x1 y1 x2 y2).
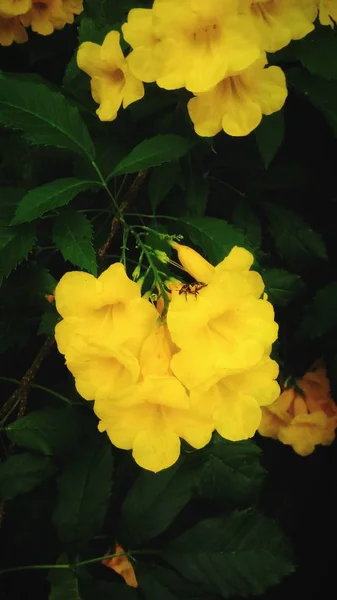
0 552 129 577
0 377 72 406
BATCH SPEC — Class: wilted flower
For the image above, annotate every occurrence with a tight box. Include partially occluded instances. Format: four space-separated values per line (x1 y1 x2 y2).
20 0 67 35
259 363 337 455
102 544 138 588
187 57 287 137
0 0 31 16
0 13 28 45
77 31 144 121
318 0 337 25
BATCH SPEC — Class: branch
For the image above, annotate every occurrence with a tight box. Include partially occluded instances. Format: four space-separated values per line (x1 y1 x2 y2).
98 170 148 259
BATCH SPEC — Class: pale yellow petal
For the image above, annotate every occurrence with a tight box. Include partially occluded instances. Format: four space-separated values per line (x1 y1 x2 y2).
133 427 181 472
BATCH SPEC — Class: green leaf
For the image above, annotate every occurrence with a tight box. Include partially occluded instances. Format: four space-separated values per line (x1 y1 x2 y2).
136 562 214 600
197 435 265 506
299 282 337 339
122 454 200 544
80 579 138 600
255 111 285 169
264 203 327 269
78 16 114 45
162 510 294 598
38 309 60 336
0 77 95 159
180 217 247 264
48 557 81 600
5 407 94 456
0 187 27 222
232 200 262 250
112 135 194 177
0 453 56 502
11 179 99 225
288 68 337 136
184 162 209 217
52 434 113 554
263 268 305 307
53 209 97 275
0 223 36 281
296 26 337 80
148 162 181 213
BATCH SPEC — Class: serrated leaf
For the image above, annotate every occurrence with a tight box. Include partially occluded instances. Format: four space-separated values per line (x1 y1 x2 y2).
197 435 265 506
11 179 98 224
52 434 113 554
265 204 327 269
0 223 36 280
0 453 56 502
255 111 285 169
299 282 337 339
184 162 209 217
5 407 94 456
232 200 262 250
122 454 200 544
136 563 209 600
148 162 180 213
53 210 97 275
296 25 337 80
78 16 114 45
0 77 95 159
162 510 294 598
111 135 194 177
263 268 305 307
0 187 27 222
180 217 247 264
48 557 81 600
288 68 337 136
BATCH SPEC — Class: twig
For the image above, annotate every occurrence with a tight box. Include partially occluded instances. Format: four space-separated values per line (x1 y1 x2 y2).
0 337 55 422
98 170 148 259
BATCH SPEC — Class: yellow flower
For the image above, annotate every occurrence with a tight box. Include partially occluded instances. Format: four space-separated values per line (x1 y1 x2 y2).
187 57 287 137
54 263 158 399
167 245 278 385
318 0 337 25
129 0 262 93
52 0 83 28
122 8 162 83
102 544 138 588
239 0 317 53
77 31 144 121
20 0 66 35
188 356 279 441
95 322 213 472
0 0 31 16
0 13 28 44
259 363 337 455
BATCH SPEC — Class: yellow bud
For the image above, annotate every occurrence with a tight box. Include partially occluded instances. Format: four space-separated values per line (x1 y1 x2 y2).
170 241 214 283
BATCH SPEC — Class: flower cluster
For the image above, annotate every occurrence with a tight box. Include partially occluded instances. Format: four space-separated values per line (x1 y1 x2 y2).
258 362 337 455
55 244 280 472
0 0 83 46
76 0 331 137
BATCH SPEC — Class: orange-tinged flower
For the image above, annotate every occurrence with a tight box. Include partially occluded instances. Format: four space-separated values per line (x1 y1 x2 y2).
0 0 31 16
51 0 82 28
0 13 28 44
188 57 287 137
77 30 144 121
318 0 337 25
259 363 337 455
20 0 66 34
103 543 138 588
239 0 317 53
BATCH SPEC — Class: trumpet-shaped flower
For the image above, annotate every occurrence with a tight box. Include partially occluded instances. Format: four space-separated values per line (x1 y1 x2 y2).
259 363 337 455
167 245 278 386
77 31 144 121
52 0 83 28
0 13 28 44
189 356 280 441
128 0 262 93
95 322 213 471
0 0 31 16
318 0 337 25
239 0 317 53
187 57 287 137
122 8 162 83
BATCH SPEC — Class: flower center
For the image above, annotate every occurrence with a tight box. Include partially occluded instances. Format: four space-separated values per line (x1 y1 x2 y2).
189 20 221 46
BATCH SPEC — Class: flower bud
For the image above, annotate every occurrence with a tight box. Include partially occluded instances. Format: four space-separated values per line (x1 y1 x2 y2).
170 241 214 283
